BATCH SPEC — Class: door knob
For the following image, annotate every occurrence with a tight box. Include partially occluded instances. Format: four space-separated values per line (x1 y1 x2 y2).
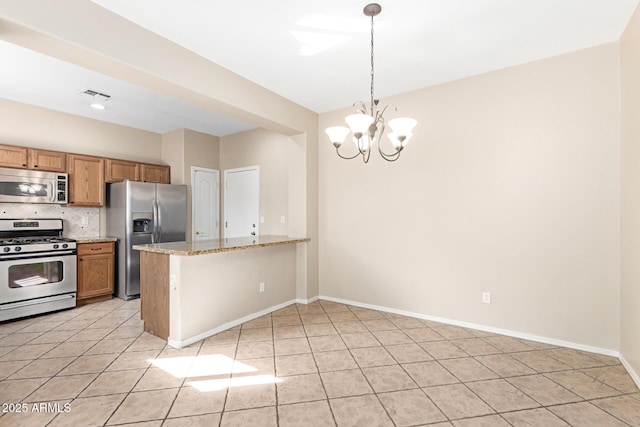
195 231 201 235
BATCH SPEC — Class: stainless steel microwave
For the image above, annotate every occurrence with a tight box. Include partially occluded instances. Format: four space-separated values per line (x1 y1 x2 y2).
0 167 68 204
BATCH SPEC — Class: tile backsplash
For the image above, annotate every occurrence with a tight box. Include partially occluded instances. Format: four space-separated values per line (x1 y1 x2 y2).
0 203 99 238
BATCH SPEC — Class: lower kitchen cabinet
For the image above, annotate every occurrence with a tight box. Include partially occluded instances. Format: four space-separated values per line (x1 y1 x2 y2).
77 241 115 305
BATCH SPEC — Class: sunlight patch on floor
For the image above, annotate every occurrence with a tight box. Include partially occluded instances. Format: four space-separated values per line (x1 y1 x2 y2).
149 354 257 378
187 374 283 392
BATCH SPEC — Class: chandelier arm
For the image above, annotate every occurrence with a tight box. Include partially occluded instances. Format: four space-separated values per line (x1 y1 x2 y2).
378 146 403 162
335 146 363 160
353 100 369 115
362 147 371 163
377 120 403 159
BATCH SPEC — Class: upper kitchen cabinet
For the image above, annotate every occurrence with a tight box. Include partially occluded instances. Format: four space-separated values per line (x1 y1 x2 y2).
67 154 105 206
141 163 170 184
105 158 140 183
28 149 66 172
0 144 28 168
0 145 66 172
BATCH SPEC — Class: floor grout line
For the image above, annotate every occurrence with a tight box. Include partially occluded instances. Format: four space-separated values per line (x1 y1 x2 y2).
0 298 638 426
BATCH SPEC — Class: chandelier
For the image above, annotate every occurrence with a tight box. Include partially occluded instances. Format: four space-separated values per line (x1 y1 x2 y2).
325 3 417 163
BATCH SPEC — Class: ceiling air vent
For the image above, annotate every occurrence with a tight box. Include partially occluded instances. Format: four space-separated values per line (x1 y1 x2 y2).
82 89 111 110
82 89 111 102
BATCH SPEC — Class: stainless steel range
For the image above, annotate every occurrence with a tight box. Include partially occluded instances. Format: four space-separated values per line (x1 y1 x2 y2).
0 219 77 321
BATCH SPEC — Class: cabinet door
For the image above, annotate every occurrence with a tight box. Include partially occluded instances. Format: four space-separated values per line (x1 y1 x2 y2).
141 163 170 184
77 252 114 299
67 154 105 206
28 149 67 172
105 158 140 183
0 144 28 168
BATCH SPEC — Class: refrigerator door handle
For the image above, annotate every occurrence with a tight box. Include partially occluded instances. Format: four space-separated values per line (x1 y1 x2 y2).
152 200 158 244
157 200 162 242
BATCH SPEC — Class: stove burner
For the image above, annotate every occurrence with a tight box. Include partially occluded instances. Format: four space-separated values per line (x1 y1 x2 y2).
0 237 74 246
0 219 76 254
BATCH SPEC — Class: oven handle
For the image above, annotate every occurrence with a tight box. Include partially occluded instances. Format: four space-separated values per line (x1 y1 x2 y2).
0 293 75 311
0 250 76 261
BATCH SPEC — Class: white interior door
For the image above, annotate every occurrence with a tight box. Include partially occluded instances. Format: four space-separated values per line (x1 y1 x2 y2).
192 167 220 241
224 166 259 238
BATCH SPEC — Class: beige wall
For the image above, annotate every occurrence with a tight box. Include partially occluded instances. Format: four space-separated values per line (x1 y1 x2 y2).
161 129 186 184
220 128 290 236
162 129 220 238
319 43 621 351
0 99 161 162
621 5 640 381
169 245 297 346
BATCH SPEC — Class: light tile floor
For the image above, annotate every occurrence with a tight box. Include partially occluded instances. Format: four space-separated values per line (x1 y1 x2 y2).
0 298 639 426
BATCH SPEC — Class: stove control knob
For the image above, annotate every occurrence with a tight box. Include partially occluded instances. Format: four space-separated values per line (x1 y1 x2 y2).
15 246 21 252
53 244 59 249
3 247 9 253
62 243 68 249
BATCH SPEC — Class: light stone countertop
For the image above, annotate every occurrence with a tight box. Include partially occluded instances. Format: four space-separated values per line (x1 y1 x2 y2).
132 235 309 256
74 237 118 244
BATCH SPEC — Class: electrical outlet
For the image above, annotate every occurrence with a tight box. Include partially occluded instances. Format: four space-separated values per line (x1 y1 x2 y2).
482 292 491 304
170 275 177 290
260 216 265 224
259 282 265 293
280 216 286 224
81 216 89 225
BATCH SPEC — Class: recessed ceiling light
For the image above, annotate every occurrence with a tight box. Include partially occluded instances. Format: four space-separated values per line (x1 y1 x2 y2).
83 89 111 110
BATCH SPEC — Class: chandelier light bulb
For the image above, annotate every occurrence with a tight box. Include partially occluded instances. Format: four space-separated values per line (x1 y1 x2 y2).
325 126 350 147
388 132 413 149
388 117 417 136
354 135 374 152
345 113 374 137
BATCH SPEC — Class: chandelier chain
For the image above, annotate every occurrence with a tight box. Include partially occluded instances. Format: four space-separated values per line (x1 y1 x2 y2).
370 13 375 113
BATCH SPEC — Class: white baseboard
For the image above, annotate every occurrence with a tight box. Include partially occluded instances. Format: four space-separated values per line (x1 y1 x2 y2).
168 298 299 348
318 295 619 358
167 296 323 348
167 293 628 376
297 295 320 304
619 354 640 390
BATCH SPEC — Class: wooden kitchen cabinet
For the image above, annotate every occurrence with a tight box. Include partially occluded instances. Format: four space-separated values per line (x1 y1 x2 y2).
141 163 170 184
77 242 115 305
0 144 28 168
140 251 170 339
0 145 66 172
105 158 140 183
28 149 66 172
67 154 105 206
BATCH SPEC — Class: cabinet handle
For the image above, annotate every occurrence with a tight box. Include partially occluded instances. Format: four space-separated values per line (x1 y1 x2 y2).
22 163 26 167
34 165 38 168
90 247 102 251
79 257 83 261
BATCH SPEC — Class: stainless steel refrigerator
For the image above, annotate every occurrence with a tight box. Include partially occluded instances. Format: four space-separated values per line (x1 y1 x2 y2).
106 180 187 300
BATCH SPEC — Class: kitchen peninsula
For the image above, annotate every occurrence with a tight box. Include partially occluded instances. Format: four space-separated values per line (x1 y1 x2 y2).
133 235 309 348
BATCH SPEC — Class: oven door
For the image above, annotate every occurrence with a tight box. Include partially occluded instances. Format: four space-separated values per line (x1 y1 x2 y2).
0 251 77 305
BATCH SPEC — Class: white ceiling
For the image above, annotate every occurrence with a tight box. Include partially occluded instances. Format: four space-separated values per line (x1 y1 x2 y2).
1 0 638 136
0 40 255 136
